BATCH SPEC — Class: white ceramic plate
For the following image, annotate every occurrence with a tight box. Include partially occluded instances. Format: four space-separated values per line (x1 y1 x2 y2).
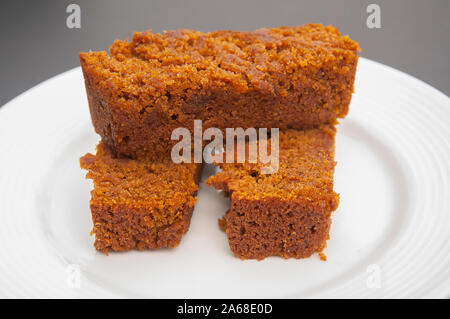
0 57 449 298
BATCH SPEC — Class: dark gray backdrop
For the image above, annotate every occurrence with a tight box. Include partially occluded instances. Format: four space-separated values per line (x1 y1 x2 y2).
1 0 449 107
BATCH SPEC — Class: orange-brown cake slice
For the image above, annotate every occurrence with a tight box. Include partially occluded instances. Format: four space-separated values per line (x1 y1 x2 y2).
80 142 202 253
80 24 359 159
207 125 339 260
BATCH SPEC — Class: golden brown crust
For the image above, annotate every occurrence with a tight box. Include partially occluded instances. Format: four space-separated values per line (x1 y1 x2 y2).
80 141 202 253
206 126 339 260
79 24 359 159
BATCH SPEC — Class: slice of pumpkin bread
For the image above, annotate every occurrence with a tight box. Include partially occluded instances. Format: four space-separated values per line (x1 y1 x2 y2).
207 125 339 260
80 24 359 159
80 142 202 253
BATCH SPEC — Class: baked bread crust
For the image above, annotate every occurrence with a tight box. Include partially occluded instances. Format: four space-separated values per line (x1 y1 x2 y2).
80 24 359 159
207 126 339 260
80 142 202 253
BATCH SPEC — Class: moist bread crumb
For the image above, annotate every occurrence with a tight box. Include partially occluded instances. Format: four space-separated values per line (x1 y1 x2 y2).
80 24 359 159
80 142 202 254
207 125 339 260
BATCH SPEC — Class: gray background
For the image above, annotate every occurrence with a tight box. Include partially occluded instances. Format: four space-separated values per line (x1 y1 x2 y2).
1 0 449 107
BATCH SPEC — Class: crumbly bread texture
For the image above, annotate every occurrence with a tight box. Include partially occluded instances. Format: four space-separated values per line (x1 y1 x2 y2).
206 126 339 260
80 142 202 253
80 24 359 159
